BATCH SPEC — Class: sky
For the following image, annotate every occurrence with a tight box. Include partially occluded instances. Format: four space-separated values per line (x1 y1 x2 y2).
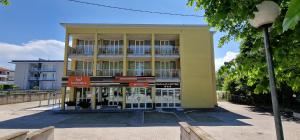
0 0 240 70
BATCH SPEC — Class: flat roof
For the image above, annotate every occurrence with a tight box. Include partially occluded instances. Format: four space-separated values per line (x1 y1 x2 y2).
11 60 64 63
60 23 209 28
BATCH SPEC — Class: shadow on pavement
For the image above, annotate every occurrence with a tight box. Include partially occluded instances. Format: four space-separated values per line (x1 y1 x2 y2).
0 106 252 129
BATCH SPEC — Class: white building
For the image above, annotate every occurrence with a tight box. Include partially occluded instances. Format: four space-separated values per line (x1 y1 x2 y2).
11 59 64 90
0 67 14 85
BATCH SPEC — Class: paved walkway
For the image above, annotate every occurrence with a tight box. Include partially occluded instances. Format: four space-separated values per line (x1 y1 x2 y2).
0 101 299 140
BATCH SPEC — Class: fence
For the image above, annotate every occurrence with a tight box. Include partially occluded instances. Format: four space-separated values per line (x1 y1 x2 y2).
0 91 61 105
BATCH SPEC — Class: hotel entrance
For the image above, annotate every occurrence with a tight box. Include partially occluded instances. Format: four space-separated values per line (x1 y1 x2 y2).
125 87 153 109
95 87 123 109
155 88 181 108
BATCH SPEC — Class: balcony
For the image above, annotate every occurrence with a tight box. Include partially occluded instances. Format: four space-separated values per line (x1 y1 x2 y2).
127 69 152 77
68 47 94 60
155 46 179 58
28 77 56 81
155 69 180 81
98 45 123 59
67 69 93 76
96 69 123 76
127 46 151 58
31 68 56 72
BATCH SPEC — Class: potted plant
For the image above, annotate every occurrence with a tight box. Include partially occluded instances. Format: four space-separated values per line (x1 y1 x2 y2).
65 101 76 110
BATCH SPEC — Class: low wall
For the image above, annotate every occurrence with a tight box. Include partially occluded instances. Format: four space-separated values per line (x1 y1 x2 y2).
0 92 60 105
179 122 214 140
26 126 54 140
0 131 28 140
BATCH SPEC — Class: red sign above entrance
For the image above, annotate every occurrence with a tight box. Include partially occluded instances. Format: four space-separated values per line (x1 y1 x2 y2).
129 82 149 87
68 76 90 88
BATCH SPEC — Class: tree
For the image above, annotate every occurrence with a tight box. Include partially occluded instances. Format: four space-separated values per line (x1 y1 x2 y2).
0 0 9 5
283 0 300 31
187 0 300 107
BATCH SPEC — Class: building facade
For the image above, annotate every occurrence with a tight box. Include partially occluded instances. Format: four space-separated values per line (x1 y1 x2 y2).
61 23 216 110
0 67 14 86
12 59 64 90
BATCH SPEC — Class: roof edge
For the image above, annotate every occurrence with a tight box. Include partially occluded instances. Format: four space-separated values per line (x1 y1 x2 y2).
60 23 209 28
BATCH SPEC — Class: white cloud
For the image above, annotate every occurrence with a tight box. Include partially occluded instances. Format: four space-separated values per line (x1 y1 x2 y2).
0 40 64 70
215 51 239 71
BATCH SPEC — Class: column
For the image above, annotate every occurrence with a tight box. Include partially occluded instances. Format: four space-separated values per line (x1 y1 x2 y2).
91 87 96 109
123 33 127 76
91 33 98 110
122 33 127 110
122 87 126 110
61 32 69 110
151 33 156 106
69 39 77 102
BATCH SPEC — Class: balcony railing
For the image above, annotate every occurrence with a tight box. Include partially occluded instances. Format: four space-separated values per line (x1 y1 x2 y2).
28 77 56 81
67 69 93 76
69 47 93 56
127 69 152 76
31 68 56 72
98 45 123 55
96 69 123 76
155 69 180 79
127 46 151 55
155 46 179 55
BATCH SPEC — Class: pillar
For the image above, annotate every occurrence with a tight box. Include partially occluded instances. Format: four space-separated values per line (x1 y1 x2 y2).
151 33 156 105
122 87 126 110
91 87 96 109
69 39 77 102
123 33 127 76
151 33 155 76
61 32 69 110
122 33 127 110
91 33 98 110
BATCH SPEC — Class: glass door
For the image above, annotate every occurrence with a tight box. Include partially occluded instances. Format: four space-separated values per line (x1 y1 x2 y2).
126 87 152 109
155 88 181 108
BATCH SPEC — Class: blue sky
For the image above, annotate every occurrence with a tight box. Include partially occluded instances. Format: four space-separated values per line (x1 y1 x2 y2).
0 0 239 70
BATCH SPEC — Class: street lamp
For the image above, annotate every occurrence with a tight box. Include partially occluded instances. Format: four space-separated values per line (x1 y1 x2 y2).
249 1 284 140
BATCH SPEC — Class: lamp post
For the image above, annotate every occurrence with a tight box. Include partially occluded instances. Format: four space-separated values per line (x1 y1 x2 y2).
249 1 284 140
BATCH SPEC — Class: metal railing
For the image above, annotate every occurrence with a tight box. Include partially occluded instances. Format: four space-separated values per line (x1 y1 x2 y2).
127 45 151 55
155 69 180 79
96 69 123 76
98 45 123 55
67 69 93 76
127 69 152 76
69 47 94 56
155 46 179 55
31 68 56 72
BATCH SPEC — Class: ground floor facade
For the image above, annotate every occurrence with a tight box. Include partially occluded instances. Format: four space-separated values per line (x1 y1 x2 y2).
62 76 182 110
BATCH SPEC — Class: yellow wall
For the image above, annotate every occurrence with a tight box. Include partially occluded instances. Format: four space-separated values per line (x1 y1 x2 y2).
180 28 217 108
64 25 217 108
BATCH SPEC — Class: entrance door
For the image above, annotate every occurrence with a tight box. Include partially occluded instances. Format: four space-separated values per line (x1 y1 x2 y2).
125 87 152 109
96 87 122 108
155 88 181 108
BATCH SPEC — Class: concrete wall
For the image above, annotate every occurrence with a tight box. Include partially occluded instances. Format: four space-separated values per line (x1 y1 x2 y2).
179 122 215 140
0 92 60 105
180 28 217 108
14 63 30 89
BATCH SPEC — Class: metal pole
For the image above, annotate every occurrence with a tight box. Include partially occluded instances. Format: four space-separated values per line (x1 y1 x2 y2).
262 25 284 140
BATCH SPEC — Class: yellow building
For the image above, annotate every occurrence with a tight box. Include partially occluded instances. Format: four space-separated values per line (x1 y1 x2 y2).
60 23 216 110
